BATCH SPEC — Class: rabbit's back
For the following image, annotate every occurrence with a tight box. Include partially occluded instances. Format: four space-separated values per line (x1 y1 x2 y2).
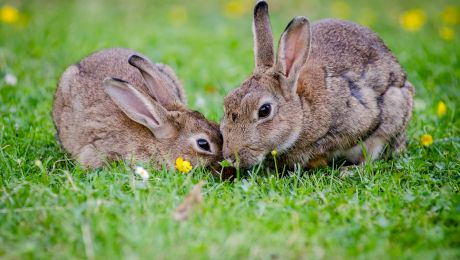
53 48 161 167
295 19 414 163
308 19 406 95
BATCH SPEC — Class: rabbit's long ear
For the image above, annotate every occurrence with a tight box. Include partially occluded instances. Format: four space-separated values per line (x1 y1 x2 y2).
253 0 274 71
103 78 178 139
276 16 311 80
128 55 182 107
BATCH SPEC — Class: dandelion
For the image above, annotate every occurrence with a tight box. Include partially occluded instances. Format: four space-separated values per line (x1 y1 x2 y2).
168 5 188 26
224 0 248 19
420 134 433 147
400 9 426 32
176 157 193 174
0 5 19 24
4 73 17 86
441 6 459 25
439 26 455 41
436 101 447 117
135 166 150 182
271 149 277 157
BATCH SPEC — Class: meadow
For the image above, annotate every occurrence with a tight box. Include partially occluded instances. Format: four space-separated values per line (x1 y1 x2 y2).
0 0 459 259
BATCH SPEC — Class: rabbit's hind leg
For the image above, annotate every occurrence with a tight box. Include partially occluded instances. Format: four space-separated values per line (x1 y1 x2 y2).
342 82 413 164
76 144 105 169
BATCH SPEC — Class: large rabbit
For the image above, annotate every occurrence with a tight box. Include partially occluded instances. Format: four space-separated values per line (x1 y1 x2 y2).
53 48 223 169
221 1 414 169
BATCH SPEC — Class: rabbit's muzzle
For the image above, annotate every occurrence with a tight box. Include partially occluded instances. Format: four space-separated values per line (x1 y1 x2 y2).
223 143 265 169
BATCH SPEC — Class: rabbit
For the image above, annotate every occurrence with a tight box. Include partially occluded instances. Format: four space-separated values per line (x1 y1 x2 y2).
220 1 414 169
53 48 223 170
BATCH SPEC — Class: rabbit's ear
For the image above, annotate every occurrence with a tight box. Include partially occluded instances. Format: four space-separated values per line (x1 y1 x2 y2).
128 55 181 107
276 16 311 79
253 0 274 71
103 78 178 139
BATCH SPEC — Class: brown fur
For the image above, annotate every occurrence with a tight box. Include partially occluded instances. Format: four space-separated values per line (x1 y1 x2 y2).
221 1 414 169
53 48 223 169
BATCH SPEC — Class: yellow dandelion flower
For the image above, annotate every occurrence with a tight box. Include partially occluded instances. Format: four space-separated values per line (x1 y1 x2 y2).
399 9 426 32
271 149 277 157
224 0 248 19
0 5 19 24
420 134 433 147
168 5 188 26
441 6 459 25
176 157 193 174
436 101 447 117
331 1 351 19
439 26 455 41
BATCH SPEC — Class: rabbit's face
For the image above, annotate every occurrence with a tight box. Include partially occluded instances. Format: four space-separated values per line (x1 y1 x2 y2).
169 110 224 169
221 0 312 168
221 72 303 168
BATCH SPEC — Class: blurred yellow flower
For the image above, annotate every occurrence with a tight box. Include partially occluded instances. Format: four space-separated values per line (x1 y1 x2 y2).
0 5 19 24
271 149 277 157
420 134 433 147
224 0 248 19
331 1 351 19
176 157 192 173
168 5 188 26
439 26 455 41
399 9 426 32
441 6 459 25
436 101 447 117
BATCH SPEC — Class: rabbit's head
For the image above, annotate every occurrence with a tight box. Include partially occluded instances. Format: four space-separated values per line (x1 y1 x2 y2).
221 1 311 168
104 55 223 169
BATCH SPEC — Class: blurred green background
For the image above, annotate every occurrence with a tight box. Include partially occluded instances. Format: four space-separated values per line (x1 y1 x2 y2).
0 0 459 259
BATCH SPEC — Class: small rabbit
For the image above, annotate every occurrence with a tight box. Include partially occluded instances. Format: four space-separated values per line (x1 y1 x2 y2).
221 1 414 169
53 48 223 169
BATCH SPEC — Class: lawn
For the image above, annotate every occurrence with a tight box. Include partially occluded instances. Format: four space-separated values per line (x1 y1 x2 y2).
1 0 459 259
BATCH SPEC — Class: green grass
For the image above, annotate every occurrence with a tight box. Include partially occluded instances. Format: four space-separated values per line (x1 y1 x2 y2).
1 0 459 259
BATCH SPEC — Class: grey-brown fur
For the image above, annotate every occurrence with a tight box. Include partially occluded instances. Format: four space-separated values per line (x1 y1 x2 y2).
53 48 223 169
221 1 414 169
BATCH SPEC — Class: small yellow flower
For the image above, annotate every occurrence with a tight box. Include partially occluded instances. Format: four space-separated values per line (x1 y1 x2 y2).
439 26 455 41
399 9 426 32
176 157 193 173
168 5 188 26
441 6 459 25
224 0 248 19
436 101 447 117
420 134 433 147
0 5 19 24
271 149 277 157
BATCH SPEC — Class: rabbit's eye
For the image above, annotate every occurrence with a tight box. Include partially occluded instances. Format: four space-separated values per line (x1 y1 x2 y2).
258 103 271 119
197 138 211 152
